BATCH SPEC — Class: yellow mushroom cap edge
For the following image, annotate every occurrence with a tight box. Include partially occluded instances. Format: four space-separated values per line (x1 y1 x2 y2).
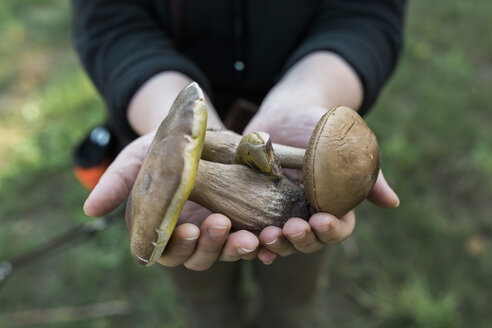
126 82 207 266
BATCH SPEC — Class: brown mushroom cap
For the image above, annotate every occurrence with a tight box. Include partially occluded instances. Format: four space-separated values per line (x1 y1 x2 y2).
303 106 380 218
126 82 207 266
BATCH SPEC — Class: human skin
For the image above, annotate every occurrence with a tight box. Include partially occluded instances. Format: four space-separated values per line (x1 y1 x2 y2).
83 51 399 269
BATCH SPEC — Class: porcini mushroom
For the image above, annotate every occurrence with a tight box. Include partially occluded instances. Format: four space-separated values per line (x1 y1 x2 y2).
126 83 310 266
202 107 380 218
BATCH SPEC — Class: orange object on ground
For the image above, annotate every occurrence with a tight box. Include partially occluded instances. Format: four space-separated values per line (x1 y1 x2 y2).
73 126 116 191
74 159 111 191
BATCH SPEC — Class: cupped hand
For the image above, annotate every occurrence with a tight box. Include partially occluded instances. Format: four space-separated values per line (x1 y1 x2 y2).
243 105 400 264
84 106 399 268
257 171 398 261
84 132 261 271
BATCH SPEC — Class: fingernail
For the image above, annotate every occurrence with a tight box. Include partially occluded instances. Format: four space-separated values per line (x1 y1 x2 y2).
380 172 400 208
289 230 306 240
207 226 228 239
264 238 278 245
180 235 198 246
386 184 400 208
239 247 255 255
83 198 95 217
312 216 330 232
263 260 273 265
392 187 401 207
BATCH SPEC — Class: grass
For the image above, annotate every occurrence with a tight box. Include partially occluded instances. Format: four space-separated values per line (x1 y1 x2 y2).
1 0 491 327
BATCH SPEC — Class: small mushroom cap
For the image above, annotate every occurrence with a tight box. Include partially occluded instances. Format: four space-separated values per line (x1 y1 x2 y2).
303 106 380 218
234 132 283 179
126 82 207 266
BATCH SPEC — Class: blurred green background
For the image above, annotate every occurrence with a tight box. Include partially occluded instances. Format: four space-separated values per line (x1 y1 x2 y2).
0 0 491 327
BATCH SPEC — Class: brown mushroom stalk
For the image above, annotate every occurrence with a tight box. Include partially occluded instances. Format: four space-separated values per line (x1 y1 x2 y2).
129 152 309 267
190 160 309 231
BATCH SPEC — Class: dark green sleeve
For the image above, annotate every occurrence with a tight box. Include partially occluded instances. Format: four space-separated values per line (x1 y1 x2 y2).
282 0 406 115
71 0 212 142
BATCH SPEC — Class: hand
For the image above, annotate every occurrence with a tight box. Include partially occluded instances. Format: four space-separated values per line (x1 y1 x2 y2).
157 204 260 270
84 132 261 271
257 171 398 259
243 105 400 264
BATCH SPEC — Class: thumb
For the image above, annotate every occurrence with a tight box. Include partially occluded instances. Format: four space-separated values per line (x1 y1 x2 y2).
367 170 400 209
83 132 154 217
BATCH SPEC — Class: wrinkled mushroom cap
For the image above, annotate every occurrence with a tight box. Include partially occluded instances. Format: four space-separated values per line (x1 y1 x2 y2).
126 82 207 266
303 106 380 218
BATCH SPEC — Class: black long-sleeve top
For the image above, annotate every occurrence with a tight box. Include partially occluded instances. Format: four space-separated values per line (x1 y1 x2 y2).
72 0 406 144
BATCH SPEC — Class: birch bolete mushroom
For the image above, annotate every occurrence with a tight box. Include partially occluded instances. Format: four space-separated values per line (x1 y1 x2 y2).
202 106 380 218
126 83 309 266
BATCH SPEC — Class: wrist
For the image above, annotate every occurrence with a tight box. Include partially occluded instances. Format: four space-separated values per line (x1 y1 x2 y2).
244 105 327 149
247 52 363 147
128 71 224 135
260 51 363 116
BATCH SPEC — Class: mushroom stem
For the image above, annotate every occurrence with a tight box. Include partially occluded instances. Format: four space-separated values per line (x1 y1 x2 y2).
189 160 310 232
272 144 306 169
203 130 305 169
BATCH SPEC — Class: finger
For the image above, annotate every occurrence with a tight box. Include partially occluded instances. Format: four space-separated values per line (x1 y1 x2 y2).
84 133 155 217
257 247 277 265
183 214 231 271
178 201 212 226
281 168 303 184
157 223 200 267
259 226 297 257
218 230 259 262
310 211 356 245
367 170 400 208
283 218 324 253
241 248 260 261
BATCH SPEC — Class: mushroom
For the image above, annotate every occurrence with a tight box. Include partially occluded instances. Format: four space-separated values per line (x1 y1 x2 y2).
202 129 305 169
202 106 381 218
126 83 310 266
234 131 283 179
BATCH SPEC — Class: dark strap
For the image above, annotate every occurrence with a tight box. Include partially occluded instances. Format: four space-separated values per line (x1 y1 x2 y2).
169 0 185 51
